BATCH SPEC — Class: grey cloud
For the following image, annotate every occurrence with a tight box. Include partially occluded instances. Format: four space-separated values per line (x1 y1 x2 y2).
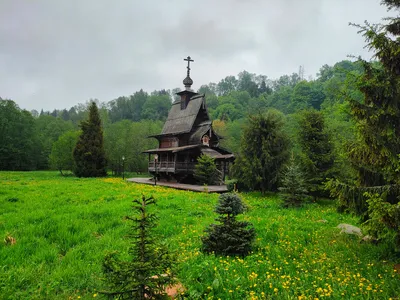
0 0 392 111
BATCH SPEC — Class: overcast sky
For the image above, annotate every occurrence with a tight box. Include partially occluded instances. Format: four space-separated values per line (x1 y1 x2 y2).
0 0 391 111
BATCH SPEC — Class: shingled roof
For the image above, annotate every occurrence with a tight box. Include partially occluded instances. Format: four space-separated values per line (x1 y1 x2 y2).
160 94 207 135
188 121 212 144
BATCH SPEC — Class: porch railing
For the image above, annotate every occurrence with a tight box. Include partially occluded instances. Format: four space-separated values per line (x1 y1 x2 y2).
148 161 196 173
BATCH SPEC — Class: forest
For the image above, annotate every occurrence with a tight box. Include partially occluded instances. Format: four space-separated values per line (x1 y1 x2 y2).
0 59 359 176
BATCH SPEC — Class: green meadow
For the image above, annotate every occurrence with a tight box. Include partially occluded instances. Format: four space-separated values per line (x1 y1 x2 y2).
0 171 399 299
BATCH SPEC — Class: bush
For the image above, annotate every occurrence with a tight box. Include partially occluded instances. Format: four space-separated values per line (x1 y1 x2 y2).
201 193 255 256
364 192 400 251
226 179 238 192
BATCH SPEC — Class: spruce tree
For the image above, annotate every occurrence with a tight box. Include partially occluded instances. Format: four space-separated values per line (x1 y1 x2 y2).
194 154 221 185
73 101 107 177
201 193 255 256
102 195 175 299
341 0 400 191
327 0 400 248
232 109 290 193
298 109 335 197
279 154 309 207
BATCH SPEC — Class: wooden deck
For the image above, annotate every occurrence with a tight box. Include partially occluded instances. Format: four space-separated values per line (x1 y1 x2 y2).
127 177 228 193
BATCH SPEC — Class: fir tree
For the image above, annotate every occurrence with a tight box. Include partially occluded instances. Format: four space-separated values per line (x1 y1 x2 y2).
232 109 290 193
194 154 221 185
102 195 175 299
298 109 335 197
201 193 255 256
73 101 107 177
327 0 400 248
279 154 309 207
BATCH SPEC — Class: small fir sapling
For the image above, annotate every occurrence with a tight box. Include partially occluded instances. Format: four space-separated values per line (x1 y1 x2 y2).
102 195 175 300
279 154 309 207
201 193 255 256
194 154 222 185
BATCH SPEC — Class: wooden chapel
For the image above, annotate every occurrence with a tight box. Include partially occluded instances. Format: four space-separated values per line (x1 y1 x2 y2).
144 56 234 183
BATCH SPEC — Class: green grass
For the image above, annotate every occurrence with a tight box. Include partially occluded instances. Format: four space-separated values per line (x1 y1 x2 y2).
0 171 399 299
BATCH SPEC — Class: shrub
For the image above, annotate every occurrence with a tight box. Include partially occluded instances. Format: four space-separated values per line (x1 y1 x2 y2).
226 179 238 192
201 193 255 256
364 192 400 251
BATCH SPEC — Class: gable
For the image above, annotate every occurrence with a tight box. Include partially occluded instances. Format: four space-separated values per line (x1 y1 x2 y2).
161 94 208 135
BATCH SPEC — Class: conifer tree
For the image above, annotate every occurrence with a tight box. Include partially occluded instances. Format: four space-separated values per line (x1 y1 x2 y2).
232 109 290 193
201 193 255 256
194 154 221 185
73 101 107 177
298 109 334 197
102 195 175 299
279 154 309 207
327 0 400 248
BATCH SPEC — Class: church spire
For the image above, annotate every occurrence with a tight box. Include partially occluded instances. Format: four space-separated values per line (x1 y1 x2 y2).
183 56 194 90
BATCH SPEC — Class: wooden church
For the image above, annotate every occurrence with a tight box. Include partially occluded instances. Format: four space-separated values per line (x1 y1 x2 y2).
144 56 234 183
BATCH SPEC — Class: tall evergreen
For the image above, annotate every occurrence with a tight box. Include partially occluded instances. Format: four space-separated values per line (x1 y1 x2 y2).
232 109 290 193
298 109 335 197
73 101 107 177
328 0 400 248
346 4 400 186
343 0 400 189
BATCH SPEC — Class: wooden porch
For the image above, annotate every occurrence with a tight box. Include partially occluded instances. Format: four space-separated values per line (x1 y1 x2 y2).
148 161 196 174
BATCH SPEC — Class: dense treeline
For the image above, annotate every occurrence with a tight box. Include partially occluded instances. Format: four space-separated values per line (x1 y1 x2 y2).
1 59 360 175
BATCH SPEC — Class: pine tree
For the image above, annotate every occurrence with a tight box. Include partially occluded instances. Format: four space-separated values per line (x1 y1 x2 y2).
102 195 175 299
201 193 255 256
279 154 309 207
232 109 290 193
298 109 335 197
194 154 221 185
73 101 107 177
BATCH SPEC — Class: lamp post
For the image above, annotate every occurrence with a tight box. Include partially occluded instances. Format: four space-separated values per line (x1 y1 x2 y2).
154 154 158 186
122 156 125 180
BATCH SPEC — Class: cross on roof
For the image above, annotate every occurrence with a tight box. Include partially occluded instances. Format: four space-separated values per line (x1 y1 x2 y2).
184 56 194 76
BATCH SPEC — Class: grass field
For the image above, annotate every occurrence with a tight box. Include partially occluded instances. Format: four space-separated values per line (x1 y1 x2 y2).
0 171 399 299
